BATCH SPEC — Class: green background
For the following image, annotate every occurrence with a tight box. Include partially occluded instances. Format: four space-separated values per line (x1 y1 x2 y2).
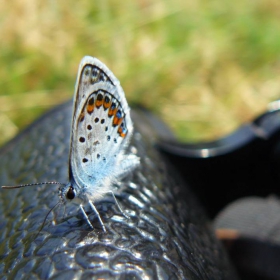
1 0 280 146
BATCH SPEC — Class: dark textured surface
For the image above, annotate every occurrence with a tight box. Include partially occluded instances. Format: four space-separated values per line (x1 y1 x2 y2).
0 101 237 279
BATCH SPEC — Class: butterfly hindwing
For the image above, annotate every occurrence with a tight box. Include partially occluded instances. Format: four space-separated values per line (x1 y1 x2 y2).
69 57 134 191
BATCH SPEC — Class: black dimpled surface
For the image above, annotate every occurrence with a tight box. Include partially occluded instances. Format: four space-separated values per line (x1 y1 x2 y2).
0 101 237 279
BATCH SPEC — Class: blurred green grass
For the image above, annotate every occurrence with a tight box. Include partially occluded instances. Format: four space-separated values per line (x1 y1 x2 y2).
0 0 280 146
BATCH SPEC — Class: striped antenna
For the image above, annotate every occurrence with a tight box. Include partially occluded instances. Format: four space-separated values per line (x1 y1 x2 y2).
2 182 65 189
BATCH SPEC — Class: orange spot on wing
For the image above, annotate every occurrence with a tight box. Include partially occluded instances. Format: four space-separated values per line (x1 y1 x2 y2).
118 126 127 138
95 99 103 108
95 94 104 108
113 116 123 126
87 97 95 114
103 99 111 109
108 106 117 117
87 104 94 114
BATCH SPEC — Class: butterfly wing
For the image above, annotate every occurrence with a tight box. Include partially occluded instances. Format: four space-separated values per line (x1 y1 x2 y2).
69 56 137 196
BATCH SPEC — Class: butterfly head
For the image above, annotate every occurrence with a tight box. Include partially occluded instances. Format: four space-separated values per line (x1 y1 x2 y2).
59 182 81 204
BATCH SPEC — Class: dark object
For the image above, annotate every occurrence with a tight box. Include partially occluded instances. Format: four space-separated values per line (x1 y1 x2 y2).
0 102 236 279
227 237 280 280
158 104 280 280
158 107 280 218
214 196 280 280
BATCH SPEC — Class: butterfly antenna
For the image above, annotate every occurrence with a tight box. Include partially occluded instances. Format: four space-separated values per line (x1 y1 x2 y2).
2 182 66 189
34 201 62 240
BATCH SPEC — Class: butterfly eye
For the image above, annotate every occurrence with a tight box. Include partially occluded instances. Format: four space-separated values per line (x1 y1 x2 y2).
66 186 76 200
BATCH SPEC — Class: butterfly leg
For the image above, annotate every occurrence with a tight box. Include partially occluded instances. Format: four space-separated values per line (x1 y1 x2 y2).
79 205 94 229
88 201 106 232
108 191 129 219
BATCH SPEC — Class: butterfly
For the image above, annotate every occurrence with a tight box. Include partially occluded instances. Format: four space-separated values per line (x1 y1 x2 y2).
2 56 140 232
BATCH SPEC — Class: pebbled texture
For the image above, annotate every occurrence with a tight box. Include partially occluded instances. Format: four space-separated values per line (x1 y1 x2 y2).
0 102 237 280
